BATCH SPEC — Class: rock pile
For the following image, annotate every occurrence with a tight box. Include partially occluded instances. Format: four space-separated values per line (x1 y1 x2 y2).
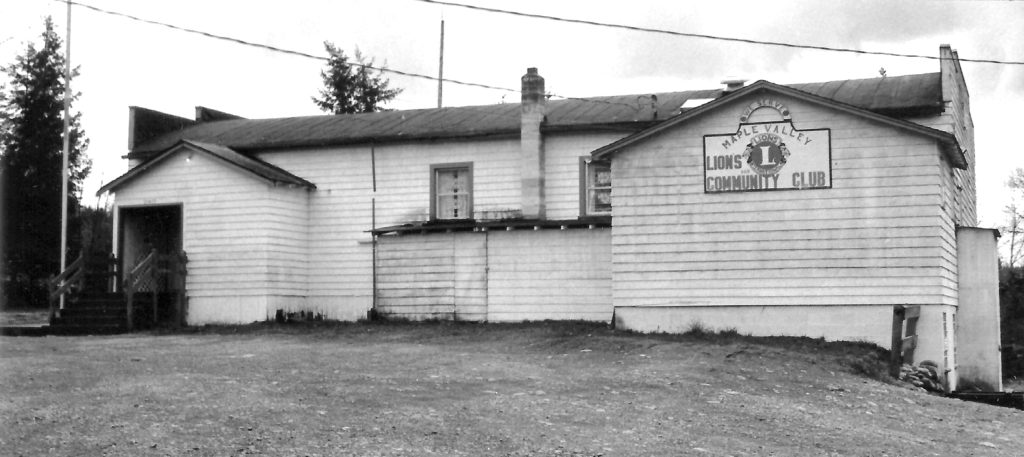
899 360 944 393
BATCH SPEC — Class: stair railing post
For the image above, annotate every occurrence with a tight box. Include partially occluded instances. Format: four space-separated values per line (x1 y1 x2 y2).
108 252 116 293
176 251 187 327
152 250 159 326
48 275 58 324
124 272 134 331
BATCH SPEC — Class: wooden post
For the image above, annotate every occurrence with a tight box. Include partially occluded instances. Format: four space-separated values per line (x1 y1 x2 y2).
48 275 58 324
125 280 134 331
903 305 921 363
152 288 158 326
889 305 922 378
890 305 906 378
175 251 187 327
151 249 159 326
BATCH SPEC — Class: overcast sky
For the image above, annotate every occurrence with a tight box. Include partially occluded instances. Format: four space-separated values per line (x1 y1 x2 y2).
2 0 1023 228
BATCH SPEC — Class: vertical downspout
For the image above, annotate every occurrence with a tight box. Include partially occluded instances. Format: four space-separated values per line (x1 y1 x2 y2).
371 144 378 316
484 230 490 322
452 231 457 321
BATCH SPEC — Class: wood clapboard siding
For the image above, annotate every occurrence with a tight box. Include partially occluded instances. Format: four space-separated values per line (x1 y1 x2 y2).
375 229 611 322
374 138 522 224
487 229 611 321
454 233 488 320
931 61 977 311
259 147 373 318
263 187 309 297
611 94 952 308
376 232 487 320
377 233 457 318
259 138 521 319
113 148 310 311
543 132 630 219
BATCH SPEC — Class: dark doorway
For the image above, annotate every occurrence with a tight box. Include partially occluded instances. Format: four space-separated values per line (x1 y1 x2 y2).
118 205 184 326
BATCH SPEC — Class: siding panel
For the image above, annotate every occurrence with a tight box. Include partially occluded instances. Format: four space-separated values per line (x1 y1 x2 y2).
611 93 948 310
113 148 310 324
375 228 611 322
487 229 611 321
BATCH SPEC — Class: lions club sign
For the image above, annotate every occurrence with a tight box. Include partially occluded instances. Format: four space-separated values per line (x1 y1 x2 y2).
704 98 831 193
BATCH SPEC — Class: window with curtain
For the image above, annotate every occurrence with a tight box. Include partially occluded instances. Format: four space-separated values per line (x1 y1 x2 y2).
432 163 472 220
581 159 611 216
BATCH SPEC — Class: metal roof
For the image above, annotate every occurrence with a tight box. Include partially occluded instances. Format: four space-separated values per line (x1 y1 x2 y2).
788 72 942 114
591 79 965 168
130 73 943 156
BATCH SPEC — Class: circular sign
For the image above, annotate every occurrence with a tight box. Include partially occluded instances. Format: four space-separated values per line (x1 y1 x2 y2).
741 133 791 176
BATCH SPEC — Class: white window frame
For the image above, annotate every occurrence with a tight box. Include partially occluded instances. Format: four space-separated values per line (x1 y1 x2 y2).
430 162 473 221
580 157 612 216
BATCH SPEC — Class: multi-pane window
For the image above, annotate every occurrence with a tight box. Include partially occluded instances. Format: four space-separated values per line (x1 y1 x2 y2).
431 163 473 220
581 159 611 216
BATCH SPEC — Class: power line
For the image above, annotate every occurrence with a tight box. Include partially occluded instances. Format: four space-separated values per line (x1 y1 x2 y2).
62 1 516 94
411 0 1024 66
58 0 636 110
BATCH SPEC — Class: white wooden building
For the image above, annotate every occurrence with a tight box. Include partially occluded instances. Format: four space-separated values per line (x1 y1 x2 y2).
99 45 999 390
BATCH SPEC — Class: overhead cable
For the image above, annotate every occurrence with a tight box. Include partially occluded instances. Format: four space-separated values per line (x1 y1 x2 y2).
58 0 635 109
411 0 1024 66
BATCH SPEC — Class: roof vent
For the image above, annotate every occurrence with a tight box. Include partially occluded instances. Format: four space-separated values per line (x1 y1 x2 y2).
721 78 747 93
680 98 715 111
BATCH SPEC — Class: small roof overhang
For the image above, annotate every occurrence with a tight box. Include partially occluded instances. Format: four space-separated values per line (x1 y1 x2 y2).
370 216 611 236
97 140 316 196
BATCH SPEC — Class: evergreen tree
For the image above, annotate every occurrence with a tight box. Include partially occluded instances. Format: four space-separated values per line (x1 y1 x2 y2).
0 17 90 307
1004 168 1024 268
312 42 401 114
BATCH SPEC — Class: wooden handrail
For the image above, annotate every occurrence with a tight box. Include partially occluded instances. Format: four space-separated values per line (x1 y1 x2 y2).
50 253 84 289
127 250 157 281
123 249 158 330
48 252 85 322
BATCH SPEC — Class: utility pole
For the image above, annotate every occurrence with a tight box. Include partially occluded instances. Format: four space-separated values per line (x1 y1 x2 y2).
59 0 72 308
437 20 444 108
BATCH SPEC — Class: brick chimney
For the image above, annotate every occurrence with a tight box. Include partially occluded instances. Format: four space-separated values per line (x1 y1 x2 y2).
521 67 546 219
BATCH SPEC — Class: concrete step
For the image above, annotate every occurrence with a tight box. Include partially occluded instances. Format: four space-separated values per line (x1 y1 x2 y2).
47 324 126 335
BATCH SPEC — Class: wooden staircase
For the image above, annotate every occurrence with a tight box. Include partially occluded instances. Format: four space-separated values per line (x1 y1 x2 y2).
51 293 130 334
48 250 187 334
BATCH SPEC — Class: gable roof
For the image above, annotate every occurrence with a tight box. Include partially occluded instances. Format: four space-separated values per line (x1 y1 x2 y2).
98 140 315 195
787 72 942 115
129 73 943 158
590 79 966 169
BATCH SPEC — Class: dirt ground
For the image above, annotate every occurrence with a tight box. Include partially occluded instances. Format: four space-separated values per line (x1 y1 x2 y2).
0 310 48 326
1 321 1021 457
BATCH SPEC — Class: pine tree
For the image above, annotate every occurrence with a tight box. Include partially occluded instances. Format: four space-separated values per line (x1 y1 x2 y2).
0 17 90 307
312 42 402 114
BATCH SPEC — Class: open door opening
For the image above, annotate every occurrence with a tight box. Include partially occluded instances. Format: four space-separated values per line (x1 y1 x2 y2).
118 205 185 326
